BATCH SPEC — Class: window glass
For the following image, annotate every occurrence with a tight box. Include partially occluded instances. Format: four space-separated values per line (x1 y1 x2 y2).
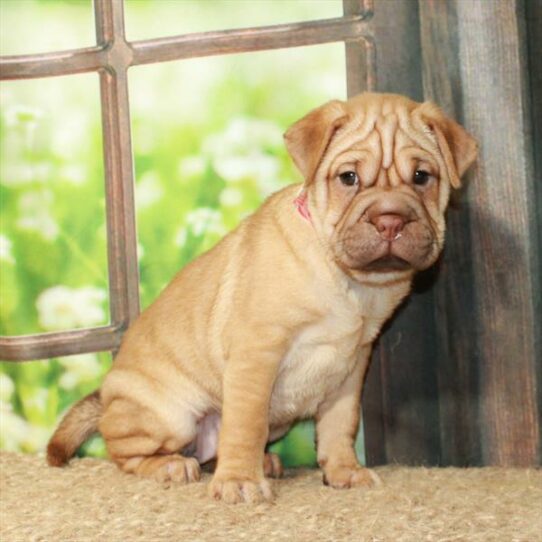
0 0 94 55
0 74 109 336
125 0 342 41
0 353 112 454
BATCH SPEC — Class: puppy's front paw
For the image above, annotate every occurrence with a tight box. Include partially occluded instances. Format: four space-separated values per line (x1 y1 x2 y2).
323 465 381 489
208 475 273 504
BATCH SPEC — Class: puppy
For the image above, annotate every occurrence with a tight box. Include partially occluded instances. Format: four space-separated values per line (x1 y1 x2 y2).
47 93 477 504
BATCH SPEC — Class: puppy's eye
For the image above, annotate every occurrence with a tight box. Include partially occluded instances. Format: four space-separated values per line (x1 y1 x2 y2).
339 171 358 186
413 170 431 186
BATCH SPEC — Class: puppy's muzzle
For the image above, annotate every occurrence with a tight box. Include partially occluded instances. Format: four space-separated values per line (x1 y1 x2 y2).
366 201 416 242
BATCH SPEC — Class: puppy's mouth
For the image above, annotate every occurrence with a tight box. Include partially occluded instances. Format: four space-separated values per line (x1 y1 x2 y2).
363 254 411 272
341 223 437 274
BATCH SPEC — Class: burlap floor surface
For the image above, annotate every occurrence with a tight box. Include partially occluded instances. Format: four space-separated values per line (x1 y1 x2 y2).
1 452 540 542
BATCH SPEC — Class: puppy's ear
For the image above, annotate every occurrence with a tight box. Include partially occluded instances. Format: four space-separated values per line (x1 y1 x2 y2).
417 102 478 188
284 100 348 184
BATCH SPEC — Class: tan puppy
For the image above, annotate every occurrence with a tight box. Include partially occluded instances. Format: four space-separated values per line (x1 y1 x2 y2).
47 93 477 504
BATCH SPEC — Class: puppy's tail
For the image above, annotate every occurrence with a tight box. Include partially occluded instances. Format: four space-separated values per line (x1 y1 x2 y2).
46 390 102 467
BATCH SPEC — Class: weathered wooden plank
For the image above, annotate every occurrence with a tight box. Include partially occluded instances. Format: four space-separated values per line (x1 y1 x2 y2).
524 0 542 464
376 286 442 465
344 0 376 94
361 334 386 466
0 326 122 362
418 0 483 466
363 0 540 467
360 0 444 466
453 0 540 466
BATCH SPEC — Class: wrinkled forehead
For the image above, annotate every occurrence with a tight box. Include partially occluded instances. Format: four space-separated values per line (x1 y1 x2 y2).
330 103 439 171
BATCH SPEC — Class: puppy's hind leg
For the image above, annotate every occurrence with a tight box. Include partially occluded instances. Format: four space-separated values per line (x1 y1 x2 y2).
263 453 283 479
100 396 201 484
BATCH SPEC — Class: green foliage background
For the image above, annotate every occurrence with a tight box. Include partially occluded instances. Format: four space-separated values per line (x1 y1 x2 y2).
0 0 364 466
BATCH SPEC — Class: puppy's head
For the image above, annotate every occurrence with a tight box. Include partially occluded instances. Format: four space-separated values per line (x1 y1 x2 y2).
284 93 477 282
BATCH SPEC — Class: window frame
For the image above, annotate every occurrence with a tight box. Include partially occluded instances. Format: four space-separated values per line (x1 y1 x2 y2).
0 0 375 362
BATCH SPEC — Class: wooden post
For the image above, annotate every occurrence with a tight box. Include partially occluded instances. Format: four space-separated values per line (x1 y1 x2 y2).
451 0 540 466
418 0 483 467
364 0 541 467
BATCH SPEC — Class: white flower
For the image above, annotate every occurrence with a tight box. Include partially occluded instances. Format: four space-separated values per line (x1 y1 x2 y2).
0 402 29 452
175 227 187 248
203 117 283 158
0 373 14 402
136 170 163 209
178 155 206 179
3 104 43 128
0 382 48 452
17 214 59 240
50 111 89 159
306 72 346 99
0 235 15 264
17 189 59 240
203 117 283 197
60 164 86 185
0 164 35 188
175 207 226 247
133 124 157 154
257 175 289 198
214 153 279 183
185 207 225 237
22 425 50 452
21 387 48 413
58 353 101 390
36 285 107 331
0 398 50 452
0 374 32 452
2 162 54 186
219 187 243 207
137 242 145 261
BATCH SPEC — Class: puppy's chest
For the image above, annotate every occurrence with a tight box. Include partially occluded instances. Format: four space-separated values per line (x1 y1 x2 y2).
269 305 381 423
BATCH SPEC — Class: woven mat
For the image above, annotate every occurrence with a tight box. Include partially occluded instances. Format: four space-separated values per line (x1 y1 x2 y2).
1 452 541 542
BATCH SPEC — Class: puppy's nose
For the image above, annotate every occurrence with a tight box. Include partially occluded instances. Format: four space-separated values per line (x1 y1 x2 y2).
371 213 406 241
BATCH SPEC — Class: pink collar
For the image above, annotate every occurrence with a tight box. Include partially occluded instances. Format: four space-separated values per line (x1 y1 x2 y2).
293 191 312 223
